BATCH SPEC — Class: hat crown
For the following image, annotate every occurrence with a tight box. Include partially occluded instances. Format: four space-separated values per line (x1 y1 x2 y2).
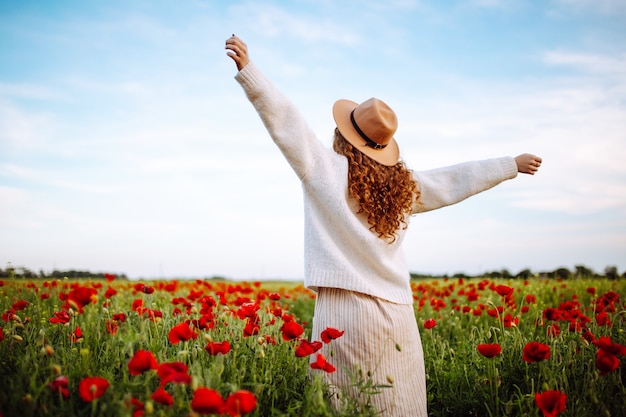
352 98 398 146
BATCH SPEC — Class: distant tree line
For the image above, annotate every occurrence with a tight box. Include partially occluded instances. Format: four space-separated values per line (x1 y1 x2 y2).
0 265 128 280
1 264 623 281
410 265 624 280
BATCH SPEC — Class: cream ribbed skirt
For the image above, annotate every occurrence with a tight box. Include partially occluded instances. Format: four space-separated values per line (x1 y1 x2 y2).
310 287 428 417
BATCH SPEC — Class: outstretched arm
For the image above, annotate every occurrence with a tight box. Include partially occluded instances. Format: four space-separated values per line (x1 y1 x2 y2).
225 35 250 71
515 153 542 175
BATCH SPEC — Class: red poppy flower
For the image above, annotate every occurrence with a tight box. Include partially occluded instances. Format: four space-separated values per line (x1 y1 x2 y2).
595 311 611 326
112 313 127 322
191 387 225 415
295 340 323 357
423 319 437 330
132 299 144 311
158 361 188 379
280 321 304 341
67 287 98 311
495 285 514 297
321 327 345 343
502 314 519 328
104 286 117 299
310 354 336 373
225 390 257 417
205 341 231 355
0 328 4 342
128 349 158 376
134 283 155 294
477 344 502 358
126 397 144 417
522 342 551 363
47 375 70 399
593 336 626 356
70 326 83 343
237 302 260 320
78 376 109 402
151 387 174 406
49 310 71 324
534 390 567 417
168 322 198 344
12 300 29 311
525 294 537 304
243 319 260 337
595 349 620 375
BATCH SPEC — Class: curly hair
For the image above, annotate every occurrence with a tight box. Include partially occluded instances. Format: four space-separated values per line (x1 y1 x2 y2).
333 128 420 242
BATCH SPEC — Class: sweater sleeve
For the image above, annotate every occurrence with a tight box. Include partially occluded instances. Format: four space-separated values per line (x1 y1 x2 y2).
234 62 323 180
412 157 518 213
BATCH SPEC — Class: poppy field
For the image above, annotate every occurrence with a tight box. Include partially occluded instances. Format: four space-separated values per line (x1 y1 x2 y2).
0 275 624 417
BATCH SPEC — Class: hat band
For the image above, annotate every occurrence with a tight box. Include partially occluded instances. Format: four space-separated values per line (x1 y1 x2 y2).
350 110 387 150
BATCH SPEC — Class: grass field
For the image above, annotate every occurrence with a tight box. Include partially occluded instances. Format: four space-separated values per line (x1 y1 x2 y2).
0 275 624 416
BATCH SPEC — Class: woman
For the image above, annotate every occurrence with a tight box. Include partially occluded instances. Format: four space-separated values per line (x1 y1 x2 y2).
225 35 541 416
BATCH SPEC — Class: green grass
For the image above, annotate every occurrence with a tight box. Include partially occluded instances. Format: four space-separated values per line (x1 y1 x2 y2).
0 276 624 416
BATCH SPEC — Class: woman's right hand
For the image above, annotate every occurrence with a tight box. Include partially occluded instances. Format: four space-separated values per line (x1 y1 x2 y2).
225 35 250 71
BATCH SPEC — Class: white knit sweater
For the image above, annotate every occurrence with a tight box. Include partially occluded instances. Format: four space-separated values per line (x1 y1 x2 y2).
235 63 518 304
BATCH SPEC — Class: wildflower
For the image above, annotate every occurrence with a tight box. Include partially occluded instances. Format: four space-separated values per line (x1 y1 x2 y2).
78 376 109 402
534 390 567 417
477 344 502 358
595 349 620 375
67 286 98 311
12 300 30 311
423 319 437 330
126 397 144 417
49 310 71 325
47 375 70 399
243 320 260 337
321 327 345 343
104 286 117 298
70 326 83 343
310 354 336 373
593 336 626 356
205 341 231 355
191 387 225 415
522 342 551 363
280 321 304 341
595 311 611 327
134 283 155 294
494 285 514 297
128 350 158 376
225 390 257 416
168 322 198 344
151 387 174 406
295 339 323 357
502 313 519 328
158 361 191 386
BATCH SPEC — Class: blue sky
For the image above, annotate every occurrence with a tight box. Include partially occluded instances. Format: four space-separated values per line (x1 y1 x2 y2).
1 0 625 279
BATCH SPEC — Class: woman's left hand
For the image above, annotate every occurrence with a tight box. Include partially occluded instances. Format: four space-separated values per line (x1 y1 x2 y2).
515 153 542 175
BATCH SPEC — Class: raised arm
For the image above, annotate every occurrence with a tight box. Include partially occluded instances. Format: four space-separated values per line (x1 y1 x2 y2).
226 35 325 180
412 157 519 213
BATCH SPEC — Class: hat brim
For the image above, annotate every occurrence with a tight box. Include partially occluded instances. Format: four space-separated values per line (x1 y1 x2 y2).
332 99 400 166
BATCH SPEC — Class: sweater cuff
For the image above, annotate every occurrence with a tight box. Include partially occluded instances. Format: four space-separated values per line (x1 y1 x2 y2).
234 62 263 90
502 156 519 179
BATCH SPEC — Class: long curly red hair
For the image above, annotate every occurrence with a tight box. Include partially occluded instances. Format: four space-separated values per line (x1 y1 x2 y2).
333 128 420 242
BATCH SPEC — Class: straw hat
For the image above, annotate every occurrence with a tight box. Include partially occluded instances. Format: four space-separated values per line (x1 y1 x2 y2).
333 97 400 166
